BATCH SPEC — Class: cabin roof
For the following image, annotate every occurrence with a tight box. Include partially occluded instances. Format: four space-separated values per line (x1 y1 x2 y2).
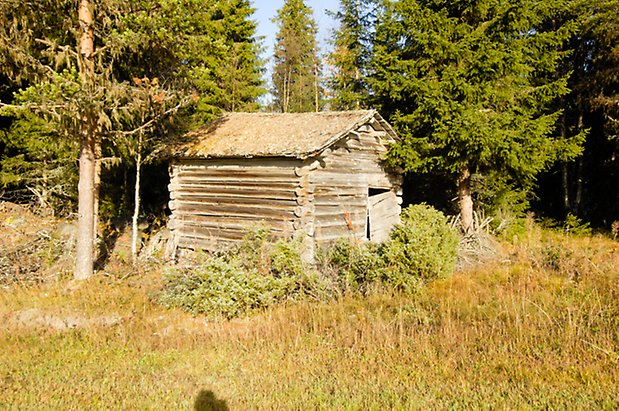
169 110 397 159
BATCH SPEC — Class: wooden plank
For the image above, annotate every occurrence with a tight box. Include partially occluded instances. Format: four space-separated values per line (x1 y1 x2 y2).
173 195 297 207
173 215 294 230
177 228 289 243
170 181 300 192
314 224 363 241
314 218 365 230
171 188 298 201
314 212 366 225
176 158 302 169
176 170 298 180
368 191 399 243
174 202 296 218
314 197 367 207
178 220 294 233
175 177 299 186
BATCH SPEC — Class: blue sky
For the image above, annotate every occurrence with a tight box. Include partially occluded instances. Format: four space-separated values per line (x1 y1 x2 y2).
252 0 338 90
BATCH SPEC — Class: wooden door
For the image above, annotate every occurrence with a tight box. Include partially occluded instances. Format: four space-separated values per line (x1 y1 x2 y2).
368 190 400 242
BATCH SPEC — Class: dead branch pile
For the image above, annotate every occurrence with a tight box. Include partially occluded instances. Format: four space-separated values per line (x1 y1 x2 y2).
450 211 502 268
0 202 73 286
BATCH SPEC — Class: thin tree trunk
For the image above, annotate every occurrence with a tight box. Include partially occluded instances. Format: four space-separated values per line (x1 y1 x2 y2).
75 130 96 280
131 132 143 263
457 166 474 234
313 50 319 112
574 112 584 213
75 0 96 280
560 113 570 214
562 163 570 213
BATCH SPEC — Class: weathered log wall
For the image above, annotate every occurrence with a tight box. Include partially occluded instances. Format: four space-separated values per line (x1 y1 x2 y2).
168 158 303 251
310 126 402 244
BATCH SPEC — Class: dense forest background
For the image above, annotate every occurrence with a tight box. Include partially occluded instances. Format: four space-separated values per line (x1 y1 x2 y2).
0 0 617 241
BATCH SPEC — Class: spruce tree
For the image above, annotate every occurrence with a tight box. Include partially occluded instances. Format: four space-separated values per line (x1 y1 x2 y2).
370 0 583 231
272 0 323 113
0 0 219 278
328 0 377 110
193 0 265 115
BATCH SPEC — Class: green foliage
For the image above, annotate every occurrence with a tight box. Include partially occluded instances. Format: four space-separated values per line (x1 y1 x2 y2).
160 254 296 320
370 0 583 209
322 239 385 292
0 0 264 218
272 0 323 112
0 113 77 213
163 205 459 319
160 227 321 319
323 204 459 294
383 204 460 282
328 0 377 110
562 213 592 236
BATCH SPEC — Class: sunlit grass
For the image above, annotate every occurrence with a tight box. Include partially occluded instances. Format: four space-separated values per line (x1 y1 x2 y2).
0 230 617 409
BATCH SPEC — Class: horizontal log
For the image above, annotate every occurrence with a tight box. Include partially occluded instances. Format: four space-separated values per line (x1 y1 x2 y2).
175 174 300 185
177 228 290 243
171 214 294 230
173 194 298 207
314 227 365 242
314 198 367 207
177 220 294 233
315 212 366 225
170 181 301 192
315 218 366 230
176 170 298 181
174 202 296 219
170 187 298 201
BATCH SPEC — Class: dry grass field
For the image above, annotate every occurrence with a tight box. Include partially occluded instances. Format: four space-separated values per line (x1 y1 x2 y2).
0 223 617 409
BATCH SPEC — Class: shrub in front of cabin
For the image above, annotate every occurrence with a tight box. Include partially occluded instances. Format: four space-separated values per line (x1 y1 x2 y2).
382 204 459 287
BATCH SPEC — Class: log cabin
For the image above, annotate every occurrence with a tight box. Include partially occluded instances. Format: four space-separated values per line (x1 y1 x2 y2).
166 110 403 260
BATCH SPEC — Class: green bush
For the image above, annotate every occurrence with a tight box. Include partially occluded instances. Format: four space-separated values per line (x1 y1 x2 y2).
382 204 459 284
321 204 459 294
321 239 385 292
159 227 328 319
161 206 460 318
160 254 296 319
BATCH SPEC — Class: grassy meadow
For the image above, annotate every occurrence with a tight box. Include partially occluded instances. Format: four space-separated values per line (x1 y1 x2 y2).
0 226 617 409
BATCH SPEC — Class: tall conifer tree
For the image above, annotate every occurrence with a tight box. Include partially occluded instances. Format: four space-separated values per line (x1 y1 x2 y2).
328 0 376 110
195 0 265 115
370 0 584 231
272 0 322 113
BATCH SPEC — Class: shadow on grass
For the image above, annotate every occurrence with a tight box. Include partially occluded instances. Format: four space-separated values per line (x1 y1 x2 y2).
194 390 229 411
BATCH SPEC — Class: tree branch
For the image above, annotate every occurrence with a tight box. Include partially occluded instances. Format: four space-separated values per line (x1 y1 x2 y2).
116 100 186 137
34 38 79 59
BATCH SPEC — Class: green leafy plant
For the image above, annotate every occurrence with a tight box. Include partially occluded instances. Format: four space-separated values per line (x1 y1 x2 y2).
382 204 460 284
160 226 325 319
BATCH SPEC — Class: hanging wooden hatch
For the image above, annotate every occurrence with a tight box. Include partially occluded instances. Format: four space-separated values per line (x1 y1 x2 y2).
367 188 400 243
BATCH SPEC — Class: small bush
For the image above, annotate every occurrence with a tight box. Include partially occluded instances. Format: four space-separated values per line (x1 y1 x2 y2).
160 254 296 319
321 239 385 292
382 204 459 283
159 227 328 319
322 204 459 294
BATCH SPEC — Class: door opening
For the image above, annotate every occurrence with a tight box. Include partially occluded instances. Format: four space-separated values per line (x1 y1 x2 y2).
367 188 390 240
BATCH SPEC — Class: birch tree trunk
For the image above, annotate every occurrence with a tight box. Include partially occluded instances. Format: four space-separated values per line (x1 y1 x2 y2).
457 166 474 233
74 0 96 280
131 132 143 263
